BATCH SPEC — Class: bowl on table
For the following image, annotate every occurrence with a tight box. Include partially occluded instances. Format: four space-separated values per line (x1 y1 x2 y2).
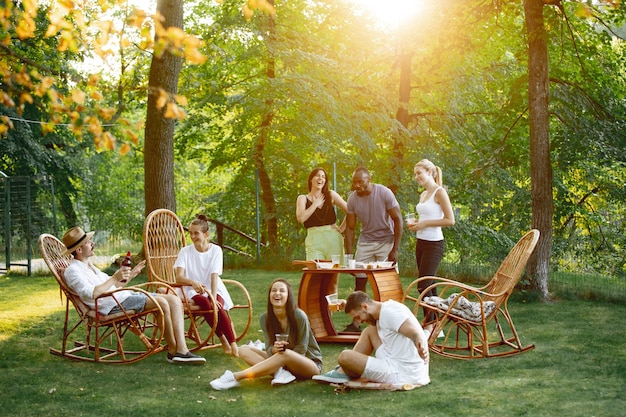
315 261 334 270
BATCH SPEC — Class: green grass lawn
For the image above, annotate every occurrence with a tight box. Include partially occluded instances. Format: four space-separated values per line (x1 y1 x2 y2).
1 269 625 417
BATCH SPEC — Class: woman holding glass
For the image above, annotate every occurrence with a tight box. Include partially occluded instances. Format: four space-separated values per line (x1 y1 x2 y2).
408 159 455 334
210 279 322 390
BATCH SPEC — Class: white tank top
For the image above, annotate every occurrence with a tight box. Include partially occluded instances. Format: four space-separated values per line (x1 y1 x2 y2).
415 187 444 241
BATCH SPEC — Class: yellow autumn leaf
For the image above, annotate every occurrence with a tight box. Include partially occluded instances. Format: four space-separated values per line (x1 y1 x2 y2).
57 36 69 52
16 15 36 39
185 48 207 65
44 23 58 37
156 89 169 109
41 122 55 135
119 142 131 155
90 91 103 101
98 107 116 120
1 92 15 107
71 89 86 105
242 5 254 20
128 130 139 144
87 74 100 86
87 117 102 136
164 102 186 119
165 26 186 48
174 94 188 106
0 115 13 129
103 131 116 151
20 92 33 104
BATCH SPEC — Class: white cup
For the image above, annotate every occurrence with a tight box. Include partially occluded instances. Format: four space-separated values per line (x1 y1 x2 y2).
331 255 341 267
405 213 416 226
344 254 354 268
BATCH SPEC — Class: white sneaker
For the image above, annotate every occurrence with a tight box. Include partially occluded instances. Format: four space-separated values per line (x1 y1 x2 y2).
271 367 296 386
210 370 240 390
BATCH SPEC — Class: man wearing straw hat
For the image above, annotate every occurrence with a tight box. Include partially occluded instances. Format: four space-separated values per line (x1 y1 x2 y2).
62 226 205 365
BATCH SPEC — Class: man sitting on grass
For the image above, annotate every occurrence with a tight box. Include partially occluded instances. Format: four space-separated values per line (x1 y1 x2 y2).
313 291 429 387
62 226 205 365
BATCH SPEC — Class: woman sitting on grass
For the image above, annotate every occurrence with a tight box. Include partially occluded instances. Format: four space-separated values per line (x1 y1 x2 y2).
210 279 322 390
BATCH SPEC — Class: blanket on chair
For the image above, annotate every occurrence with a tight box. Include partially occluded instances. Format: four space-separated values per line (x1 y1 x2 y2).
423 293 496 322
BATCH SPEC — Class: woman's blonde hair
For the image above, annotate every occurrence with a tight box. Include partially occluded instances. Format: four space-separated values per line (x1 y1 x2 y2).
414 159 443 186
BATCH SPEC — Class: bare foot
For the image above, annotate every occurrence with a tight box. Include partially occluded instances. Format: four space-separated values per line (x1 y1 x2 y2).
230 342 239 358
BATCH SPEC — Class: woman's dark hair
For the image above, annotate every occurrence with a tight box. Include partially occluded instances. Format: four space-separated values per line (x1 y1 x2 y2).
307 167 331 202
265 278 299 345
190 214 210 233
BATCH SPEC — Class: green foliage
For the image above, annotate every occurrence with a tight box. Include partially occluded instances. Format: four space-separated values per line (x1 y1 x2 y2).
1 0 624 278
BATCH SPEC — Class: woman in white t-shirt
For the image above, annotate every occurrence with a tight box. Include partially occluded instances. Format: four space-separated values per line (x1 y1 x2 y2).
407 159 455 332
174 214 238 356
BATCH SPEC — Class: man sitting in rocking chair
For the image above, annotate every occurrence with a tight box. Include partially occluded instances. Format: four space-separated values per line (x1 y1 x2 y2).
62 226 205 365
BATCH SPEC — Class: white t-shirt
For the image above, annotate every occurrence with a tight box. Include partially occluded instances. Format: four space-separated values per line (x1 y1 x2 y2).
376 300 429 384
173 244 233 310
64 259 132 314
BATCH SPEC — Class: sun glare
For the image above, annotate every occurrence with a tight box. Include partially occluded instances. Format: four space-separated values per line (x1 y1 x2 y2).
351 0 424 29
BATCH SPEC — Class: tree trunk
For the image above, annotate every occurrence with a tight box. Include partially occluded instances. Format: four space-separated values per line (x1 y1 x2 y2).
253 1 278 249
524 0 553 300
144 0 183 215
390 50 412 194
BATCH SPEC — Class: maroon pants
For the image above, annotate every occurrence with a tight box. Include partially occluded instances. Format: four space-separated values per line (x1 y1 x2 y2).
192 294 236 343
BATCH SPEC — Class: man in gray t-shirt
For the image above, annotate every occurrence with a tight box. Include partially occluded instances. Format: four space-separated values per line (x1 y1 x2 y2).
344 168 402 332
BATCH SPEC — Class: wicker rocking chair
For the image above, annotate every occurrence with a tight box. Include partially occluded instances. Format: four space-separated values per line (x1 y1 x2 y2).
39 233 165 364
143 208 252 351
403 229 540 359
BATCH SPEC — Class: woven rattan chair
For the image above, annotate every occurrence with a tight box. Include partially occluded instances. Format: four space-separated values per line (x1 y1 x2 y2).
143 208 252 351
39 233 165 364
403 229 540 359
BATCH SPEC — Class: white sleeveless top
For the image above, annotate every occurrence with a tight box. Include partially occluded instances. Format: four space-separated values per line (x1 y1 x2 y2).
415 187 444 241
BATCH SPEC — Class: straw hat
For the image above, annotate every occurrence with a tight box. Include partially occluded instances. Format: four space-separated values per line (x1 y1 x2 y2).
62 226 95 255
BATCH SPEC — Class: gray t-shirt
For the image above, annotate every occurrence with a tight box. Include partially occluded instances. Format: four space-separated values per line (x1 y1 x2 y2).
347 183 399 244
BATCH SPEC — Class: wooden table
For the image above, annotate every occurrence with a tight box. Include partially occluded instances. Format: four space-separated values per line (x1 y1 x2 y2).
297 267 404 343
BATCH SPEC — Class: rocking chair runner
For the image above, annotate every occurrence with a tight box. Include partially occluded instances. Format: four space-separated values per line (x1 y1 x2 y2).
38 234 166 364
143 208 252 351
403 229 540 359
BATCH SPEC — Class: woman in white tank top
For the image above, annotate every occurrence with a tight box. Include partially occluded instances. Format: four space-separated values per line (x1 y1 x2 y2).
407 159 455 334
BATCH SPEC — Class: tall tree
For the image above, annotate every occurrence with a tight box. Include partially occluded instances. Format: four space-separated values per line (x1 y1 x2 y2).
525 0 554 300
253 0 279 249
144 0 183 214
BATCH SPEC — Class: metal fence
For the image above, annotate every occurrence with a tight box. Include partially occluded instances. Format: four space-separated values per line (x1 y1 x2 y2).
0 174 57 275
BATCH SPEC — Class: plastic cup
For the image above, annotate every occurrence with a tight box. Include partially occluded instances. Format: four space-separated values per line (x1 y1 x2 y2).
275 333 289 342
405 213 416 226
344 254 354 268
325 293 341 312
331 255 341 268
